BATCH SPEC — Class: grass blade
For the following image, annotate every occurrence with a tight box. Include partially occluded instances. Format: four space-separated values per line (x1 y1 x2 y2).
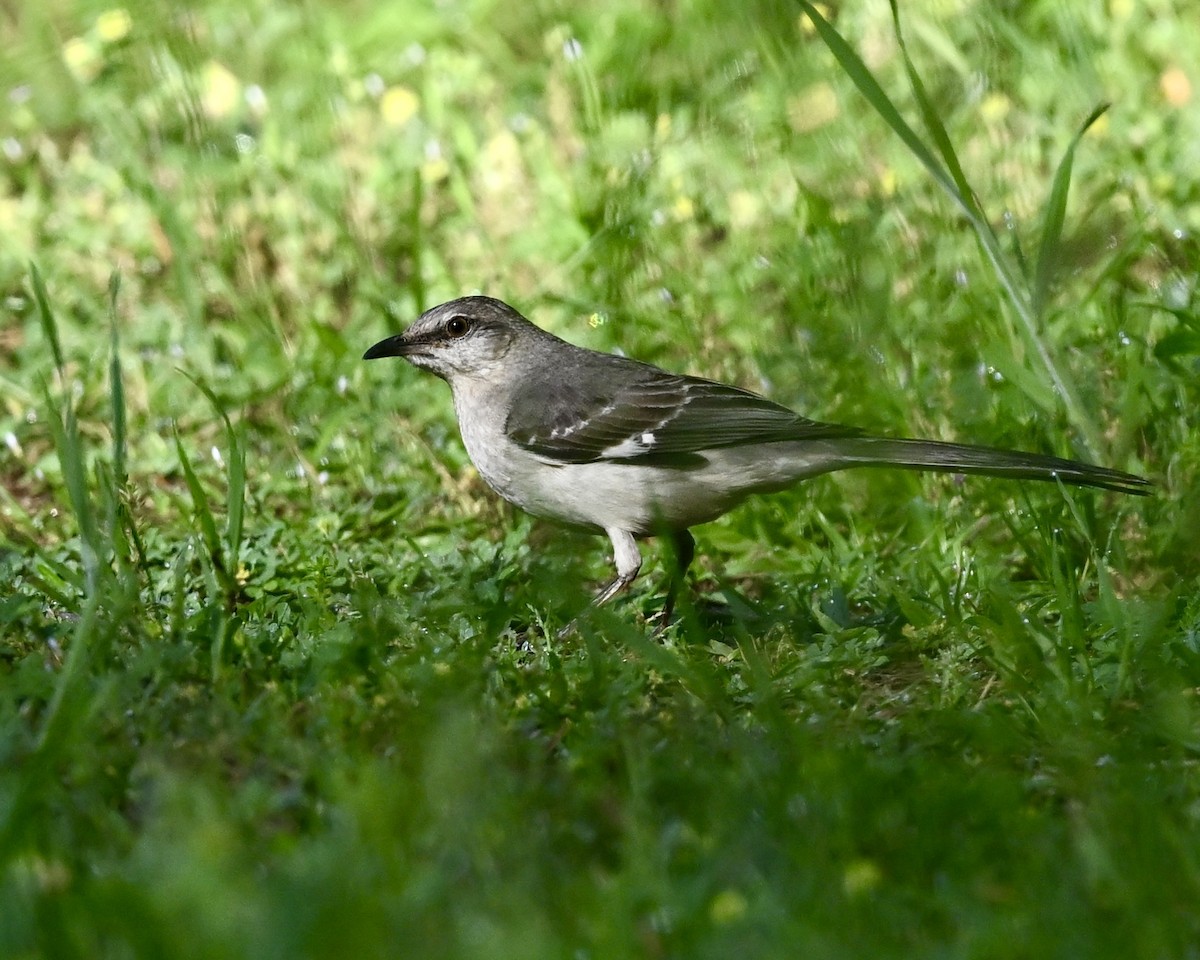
888 0 991 235
108 272 127 488
104 271 150 580
179 372 246 565
26 272 113 766
174 426 225 577
226 420 245 564
1032 102 1111 319
797 0 1101 456
30 262 65 378
41 391 100 595
796 1 969 221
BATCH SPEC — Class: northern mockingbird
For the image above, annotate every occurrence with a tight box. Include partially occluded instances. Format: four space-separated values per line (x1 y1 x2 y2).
364 296 1150 620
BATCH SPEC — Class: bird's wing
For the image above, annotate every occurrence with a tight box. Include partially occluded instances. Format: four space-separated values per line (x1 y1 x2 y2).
505 358 862 465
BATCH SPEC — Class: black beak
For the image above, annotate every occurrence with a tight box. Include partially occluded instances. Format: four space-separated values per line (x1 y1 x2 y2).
363 334 410 360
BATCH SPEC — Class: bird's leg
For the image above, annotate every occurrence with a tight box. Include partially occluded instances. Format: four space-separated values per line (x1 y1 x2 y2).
657 529 695 630
556 528 642 639
594 527 643 605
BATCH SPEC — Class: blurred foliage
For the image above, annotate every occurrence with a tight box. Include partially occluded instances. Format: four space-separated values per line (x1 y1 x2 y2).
1 0 1199 956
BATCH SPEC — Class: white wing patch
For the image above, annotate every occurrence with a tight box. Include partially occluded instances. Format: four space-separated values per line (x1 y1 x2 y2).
536 382 702 460
601 430 659 458
597 390 694 459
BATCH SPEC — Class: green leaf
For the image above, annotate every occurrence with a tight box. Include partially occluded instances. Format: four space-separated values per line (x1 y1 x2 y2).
179 371 246 565
796 1 968 222
888 0 981 220
108 272 127 488
29 262 65 377
1032 102 1111 318
226 420 246 564
796 0 1100 458
174 425 224 573
41 385 100 594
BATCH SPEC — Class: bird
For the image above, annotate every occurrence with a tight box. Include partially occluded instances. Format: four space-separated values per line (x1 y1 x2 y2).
364 295 1150 624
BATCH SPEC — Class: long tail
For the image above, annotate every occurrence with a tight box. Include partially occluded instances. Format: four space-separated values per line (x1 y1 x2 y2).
816 436 1151 496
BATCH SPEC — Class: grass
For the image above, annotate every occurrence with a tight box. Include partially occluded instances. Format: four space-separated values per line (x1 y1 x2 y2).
2 0 1199 956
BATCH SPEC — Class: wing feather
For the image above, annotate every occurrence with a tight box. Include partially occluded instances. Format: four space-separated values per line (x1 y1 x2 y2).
504 356 860 464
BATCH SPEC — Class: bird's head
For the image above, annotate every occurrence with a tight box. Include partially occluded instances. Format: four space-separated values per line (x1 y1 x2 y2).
363 296 537 382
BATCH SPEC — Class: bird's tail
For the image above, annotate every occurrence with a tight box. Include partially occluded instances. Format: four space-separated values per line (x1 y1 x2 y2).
813 436 1151 496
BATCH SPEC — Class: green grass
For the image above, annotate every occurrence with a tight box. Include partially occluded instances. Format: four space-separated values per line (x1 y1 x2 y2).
2 0 1199 956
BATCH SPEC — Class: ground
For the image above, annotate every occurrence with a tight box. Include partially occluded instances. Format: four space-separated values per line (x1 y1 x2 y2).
1 1 1198 957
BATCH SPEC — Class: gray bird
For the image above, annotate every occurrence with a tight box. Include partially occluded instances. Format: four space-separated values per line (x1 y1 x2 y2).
364 296 1150 622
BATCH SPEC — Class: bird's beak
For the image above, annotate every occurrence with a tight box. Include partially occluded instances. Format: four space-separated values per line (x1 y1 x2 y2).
363 333 411 360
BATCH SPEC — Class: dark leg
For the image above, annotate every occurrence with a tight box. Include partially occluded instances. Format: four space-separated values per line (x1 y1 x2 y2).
658 529 695 630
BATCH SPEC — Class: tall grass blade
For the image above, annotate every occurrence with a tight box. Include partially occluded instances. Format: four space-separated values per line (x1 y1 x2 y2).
888 0 983 223
106 274 151 575
795 1 969 221
1033 103 1111 319
796 0 1101 457
26 272 109 761
34 595 101 753
33 380 105 757
29 263 64 378
180 373 246 567
42 388 100 594
108 273 127 488
173 426 225 578
226 422 246 565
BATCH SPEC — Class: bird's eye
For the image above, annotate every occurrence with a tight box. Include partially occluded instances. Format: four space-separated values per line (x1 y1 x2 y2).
445 316 471 338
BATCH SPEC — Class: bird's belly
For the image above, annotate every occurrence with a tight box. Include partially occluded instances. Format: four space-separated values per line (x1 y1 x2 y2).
514 462 731 532
468 447 792 535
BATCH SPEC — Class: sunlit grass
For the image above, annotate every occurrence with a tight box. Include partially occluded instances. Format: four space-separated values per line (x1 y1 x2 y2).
1 0 1198 957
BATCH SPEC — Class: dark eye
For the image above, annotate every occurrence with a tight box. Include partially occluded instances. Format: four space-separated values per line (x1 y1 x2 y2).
445 315 471 338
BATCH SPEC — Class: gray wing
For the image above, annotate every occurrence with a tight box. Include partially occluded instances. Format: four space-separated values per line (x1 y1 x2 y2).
504 356 862 465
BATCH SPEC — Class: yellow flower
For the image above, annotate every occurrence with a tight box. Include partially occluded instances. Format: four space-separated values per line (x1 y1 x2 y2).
201 61 241 119
96 8 132 43
63 37 102 83
788 82 839 134
798 4 833 33
420 158 449 183
1109 0 1134 21
728 189 760 229
879 168 898 197
708 889 747 924
381 86 420 127
1161 67 1192 107
843 859 883 896
980 93 1010 123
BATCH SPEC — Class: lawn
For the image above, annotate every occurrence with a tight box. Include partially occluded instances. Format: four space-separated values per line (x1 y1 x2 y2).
2 0 1199 956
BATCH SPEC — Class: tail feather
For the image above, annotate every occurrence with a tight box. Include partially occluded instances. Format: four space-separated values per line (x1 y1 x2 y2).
820 436 1151 496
